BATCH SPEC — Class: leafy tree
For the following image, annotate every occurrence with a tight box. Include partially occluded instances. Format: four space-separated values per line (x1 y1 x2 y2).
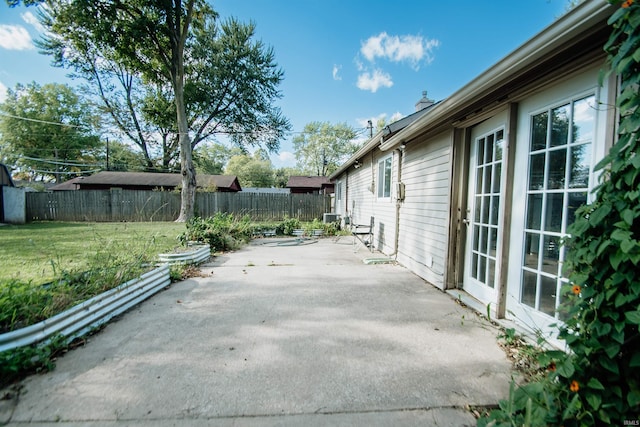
0 82 100 183
193 142 234 175
20 0 290 221
225 152 274 188
274 166 303 188
293 122 359 176
100 140 148 172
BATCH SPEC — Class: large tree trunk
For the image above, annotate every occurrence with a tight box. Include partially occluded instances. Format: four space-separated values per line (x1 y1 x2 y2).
175 79 196 222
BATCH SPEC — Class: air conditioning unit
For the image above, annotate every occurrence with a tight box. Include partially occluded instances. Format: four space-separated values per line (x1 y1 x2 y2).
323 213 340 223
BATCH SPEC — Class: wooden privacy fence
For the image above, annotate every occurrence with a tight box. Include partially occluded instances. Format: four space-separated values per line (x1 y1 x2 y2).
26 190 331 222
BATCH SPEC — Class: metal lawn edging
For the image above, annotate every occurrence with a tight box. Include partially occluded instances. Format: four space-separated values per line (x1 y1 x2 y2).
0 265 171 353
157 244 210 265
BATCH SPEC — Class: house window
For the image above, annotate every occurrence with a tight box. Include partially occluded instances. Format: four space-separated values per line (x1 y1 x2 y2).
377 156 392 198
336 181 342 201
521 94 595 317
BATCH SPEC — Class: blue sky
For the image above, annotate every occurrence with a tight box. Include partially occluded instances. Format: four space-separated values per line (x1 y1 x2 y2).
0 0 571 169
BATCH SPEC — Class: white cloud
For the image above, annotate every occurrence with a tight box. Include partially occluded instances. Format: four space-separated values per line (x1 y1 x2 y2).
361 32 440 68
389 111 403 123
21 11 47 34
332 64 342 81
278 151 295 163
0 25 34 50
356 69 393 93
0 81 7 103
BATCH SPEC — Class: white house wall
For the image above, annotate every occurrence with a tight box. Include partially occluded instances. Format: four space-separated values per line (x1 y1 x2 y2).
395 132 452 289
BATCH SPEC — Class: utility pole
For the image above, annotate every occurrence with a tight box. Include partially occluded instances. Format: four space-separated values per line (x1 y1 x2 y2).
106 138 110 171
367 120 373 138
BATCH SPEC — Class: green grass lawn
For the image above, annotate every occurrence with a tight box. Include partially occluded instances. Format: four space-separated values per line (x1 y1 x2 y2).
0 222 186 285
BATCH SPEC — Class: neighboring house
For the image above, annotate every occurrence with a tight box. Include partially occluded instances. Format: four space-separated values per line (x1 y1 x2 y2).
330 0 617 344
0 163 14 187
49 171 242 192
286 176 334 194
0 163 15 223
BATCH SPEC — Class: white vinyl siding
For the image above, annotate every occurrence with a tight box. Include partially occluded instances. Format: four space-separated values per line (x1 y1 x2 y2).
396 132 452 288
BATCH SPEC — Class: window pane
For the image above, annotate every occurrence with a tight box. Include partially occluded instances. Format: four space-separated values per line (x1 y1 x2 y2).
539 275 558 316
492 163 502 193
476 166 483 195
478 254 487 284
572 96 596 143
384 158 392 197
542 235 560 275
488 227 498 257
482 195 490 224
488 259 496 289
522 271 537 307
544 193 564 232
473 223 480 251
495 130 504 161
484 165 492 194
524 233 540 269
526 194 543 230
529 153 545 190
474 195 482 222
550 104 570 147
566 192 587 226
491 195 500 226
531 112 548 151
472 253 478 280
477 138 485 165
569 143 591 188
480 226 488 253
486 133 494 163
548 149 567 189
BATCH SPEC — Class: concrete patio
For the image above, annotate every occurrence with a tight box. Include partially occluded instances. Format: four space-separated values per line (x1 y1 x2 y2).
2 237 513 426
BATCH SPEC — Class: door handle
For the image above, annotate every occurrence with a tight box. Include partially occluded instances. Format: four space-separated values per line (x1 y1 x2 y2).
462 218 470 226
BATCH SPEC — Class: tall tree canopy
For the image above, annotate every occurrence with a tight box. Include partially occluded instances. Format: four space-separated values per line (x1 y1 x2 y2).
16 0 290 220
225 151 275 188
0 82 100 183
293 122 359 176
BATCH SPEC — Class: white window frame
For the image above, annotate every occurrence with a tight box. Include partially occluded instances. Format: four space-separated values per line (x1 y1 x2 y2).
377 155 392 199
519 93 596 320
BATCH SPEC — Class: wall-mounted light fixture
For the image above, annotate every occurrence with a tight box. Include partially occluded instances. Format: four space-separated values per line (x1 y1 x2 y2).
354 160 361 169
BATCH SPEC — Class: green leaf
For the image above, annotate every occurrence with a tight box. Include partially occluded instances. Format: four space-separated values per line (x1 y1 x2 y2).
587 378 605 390
599 356 620 375
556 358 575 378
604 342 621 359
625 310 640 325
621 238 637 254
589 203 612 226
631 352 640 368
621 208 635 225
628 390 640 407
586 393 602 410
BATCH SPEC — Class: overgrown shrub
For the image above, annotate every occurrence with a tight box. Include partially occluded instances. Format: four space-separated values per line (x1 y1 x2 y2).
178 213 254 251
480 1 640 425
278 216 301 235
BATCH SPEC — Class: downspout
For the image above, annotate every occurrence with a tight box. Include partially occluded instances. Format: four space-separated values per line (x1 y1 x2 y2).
392 145 404 258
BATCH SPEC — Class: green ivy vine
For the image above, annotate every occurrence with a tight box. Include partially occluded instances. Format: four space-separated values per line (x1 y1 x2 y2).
480 1 640 425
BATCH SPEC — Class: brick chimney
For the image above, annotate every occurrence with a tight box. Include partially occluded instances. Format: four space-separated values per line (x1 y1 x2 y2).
415 90 435 112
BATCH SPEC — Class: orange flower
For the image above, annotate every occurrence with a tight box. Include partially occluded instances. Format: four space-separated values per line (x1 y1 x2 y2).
622 0 633 8
570 380 580 392
572 285 581 295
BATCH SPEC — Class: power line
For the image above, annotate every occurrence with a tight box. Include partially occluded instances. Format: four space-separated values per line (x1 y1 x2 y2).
0 111 87 129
